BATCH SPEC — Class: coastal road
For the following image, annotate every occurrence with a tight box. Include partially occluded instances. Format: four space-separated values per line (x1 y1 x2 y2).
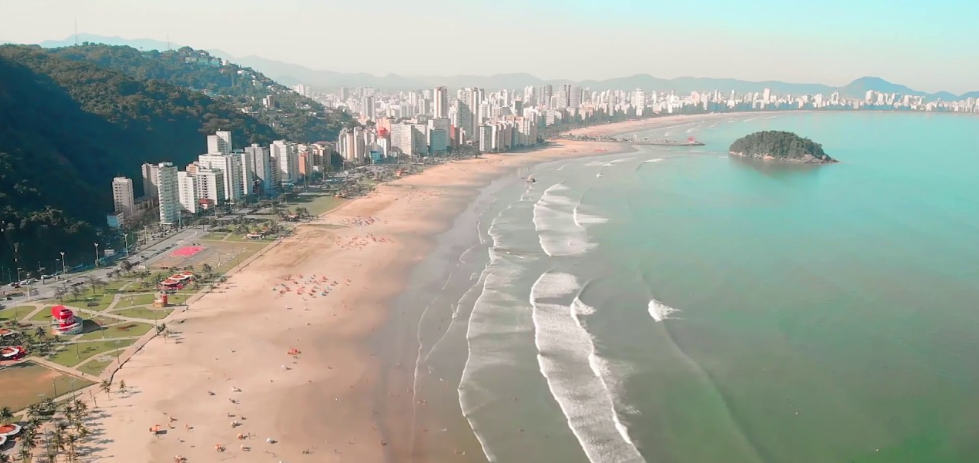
2 227 206 305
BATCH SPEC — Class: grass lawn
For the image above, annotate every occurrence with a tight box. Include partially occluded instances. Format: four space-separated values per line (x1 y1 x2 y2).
76 320 154 341
214 242 267 274
227 233 276 242
0 305 37 322
76 352 122 377
111 307 173 321
66 292 116 312
115 293 157 308
47 339 136 368
0 361 93 411
30 307 57 322
203 232 229 241
289 193 346 216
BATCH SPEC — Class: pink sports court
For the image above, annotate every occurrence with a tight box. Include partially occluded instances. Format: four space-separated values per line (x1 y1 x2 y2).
171 246 205 257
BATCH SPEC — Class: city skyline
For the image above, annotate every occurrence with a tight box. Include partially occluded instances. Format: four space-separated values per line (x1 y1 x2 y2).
1 0 977 94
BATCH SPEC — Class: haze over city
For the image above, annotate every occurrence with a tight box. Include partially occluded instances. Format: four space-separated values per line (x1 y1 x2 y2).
2 0 977 94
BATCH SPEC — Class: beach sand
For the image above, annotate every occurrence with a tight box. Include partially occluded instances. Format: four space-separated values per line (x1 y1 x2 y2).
84 115 725 463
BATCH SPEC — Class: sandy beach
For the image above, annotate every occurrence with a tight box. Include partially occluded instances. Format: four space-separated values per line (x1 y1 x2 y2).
83 114 724 463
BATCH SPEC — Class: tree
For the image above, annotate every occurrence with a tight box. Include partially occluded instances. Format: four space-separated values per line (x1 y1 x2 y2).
55 286 68 302
120 259 133 274
201 263 213 277
99 379 112 400
0 406 12 424
118 380 127 395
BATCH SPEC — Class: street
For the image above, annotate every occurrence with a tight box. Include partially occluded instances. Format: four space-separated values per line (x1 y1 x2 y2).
1 227 206 305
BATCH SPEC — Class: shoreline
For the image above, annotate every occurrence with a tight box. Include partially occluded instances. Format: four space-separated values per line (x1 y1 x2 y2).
79 113 736 462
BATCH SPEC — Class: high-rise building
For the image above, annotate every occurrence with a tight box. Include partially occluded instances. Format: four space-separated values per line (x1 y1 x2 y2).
207 130 233 155
244 144 273 195
111 177 135 216
271 140 300 184
362 96 376 121
140 163 159 199
198 153 243 203
177 171 198 214
157 162 180 226
434 86 449 118
195 168 225 206
428 118 450 154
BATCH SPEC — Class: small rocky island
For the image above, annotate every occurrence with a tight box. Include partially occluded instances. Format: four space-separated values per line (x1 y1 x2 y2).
729 131 837 163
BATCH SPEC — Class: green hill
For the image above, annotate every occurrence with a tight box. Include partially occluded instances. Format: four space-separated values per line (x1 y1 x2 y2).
0 45 279 273
46 43 351 143
729 131 836 163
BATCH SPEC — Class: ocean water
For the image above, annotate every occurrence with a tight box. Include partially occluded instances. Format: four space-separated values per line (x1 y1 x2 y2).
393 112 979 463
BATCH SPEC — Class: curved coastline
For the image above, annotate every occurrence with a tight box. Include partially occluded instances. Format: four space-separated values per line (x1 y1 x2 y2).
81 113 728 463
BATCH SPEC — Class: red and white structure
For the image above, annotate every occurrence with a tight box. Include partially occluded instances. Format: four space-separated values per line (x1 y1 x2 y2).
50 305 84 336
159 271 195 291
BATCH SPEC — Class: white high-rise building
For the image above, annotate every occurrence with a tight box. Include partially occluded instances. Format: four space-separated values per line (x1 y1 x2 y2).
207 130 233 155
434 86 449 118
239 150 254 197
111 177 135 216
271 140 300 184
140 163 159 199
177 171 198 214
157 162 180 225
362 96 376 121
244 144 272 195
198 154 243 203
194 168 225 205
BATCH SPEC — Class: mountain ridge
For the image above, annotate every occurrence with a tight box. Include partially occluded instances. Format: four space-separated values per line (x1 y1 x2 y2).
0 44 279 269
31 33 977 100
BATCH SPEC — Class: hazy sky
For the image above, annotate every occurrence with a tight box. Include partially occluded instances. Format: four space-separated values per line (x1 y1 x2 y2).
2 0 977 93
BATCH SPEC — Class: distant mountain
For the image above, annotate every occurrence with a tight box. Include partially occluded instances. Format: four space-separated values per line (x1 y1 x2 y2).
838 76 928 100
0 45 279 269
38 33 175 52
45 44 351 142
958 91 979 100
31 33 978 100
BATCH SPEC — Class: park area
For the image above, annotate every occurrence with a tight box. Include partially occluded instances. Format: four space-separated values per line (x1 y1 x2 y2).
0 232 278 417
0 361 92 411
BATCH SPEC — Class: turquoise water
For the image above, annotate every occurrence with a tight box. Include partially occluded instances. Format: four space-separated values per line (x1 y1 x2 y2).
403 111 979 463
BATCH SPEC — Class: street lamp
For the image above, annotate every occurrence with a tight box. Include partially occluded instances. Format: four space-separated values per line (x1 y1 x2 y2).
94 243 100 267
60 251 66 274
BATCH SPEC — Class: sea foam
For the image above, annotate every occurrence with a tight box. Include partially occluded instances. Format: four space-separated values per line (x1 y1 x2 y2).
533 183 605 257
647 298 679 322
531 272 646 463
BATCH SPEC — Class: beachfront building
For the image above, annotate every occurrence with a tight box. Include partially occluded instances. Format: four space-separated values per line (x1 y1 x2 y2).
177 171 198 214
111 176 135 216
244 143 273 196
195 168 225 207
157 162 180 226
207 130 233 155
271 140 300 185
141 162 160 198
198 153 244 203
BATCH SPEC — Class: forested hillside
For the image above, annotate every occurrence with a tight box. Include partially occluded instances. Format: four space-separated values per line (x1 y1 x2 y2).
48 44 351 142
0 45 279 271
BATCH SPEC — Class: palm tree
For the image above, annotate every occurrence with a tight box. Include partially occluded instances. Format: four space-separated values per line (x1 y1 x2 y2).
99 379 112 400
65 433 80 463
118 380 127 395
17 446 31 463
0 406 12 425
0 450 11 462
25 403 42 422
34 325 46 340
